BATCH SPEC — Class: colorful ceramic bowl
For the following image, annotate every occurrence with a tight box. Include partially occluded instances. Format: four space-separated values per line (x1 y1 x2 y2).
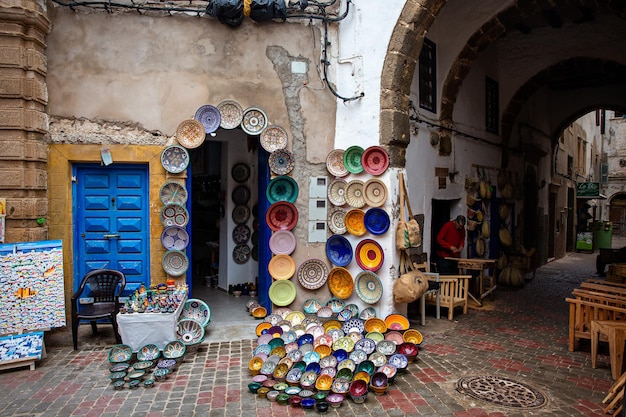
355 239 384 272
355 271 383 304
345 180 366 208
345 209 366 236
266 176 298 204
363 208 390 235
266 201 298 231
180 299 211 328
364 317 387 333
163 340 186 360
343 146 364 174
269 279 297 307
361 146 389 175
325 235 353 267
268 254 297 280
108 344 133 363
403 329 424 345
384 314 410 331
327 267 354 299
269 230 297 255
176 318 205 345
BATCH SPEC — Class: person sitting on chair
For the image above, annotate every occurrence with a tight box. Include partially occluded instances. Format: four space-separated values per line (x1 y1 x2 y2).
435 215 466 274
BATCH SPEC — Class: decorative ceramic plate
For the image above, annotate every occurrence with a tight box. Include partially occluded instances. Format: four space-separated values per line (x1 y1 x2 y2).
161 203 189 228
345 304 359 318
388 353 409 369
355 239 384 272
176 118 206 149
354 271 383 304
349 349 368 365
268 254 296 280
242 107 268 135
354 338 377 355
177 318 205 344
328 208 347 235
266 201 298 231
343 146 365 174
326 149 349 177
345 209 366 236
365 331 384 343
108 344 133 363
162 250 189 276
232 224 251 244
316 306 333 319
194 105 221 134
231 162 250 183
217 100 244 129
137 344 161 361
384 331 405 345
323 320 342 332
327 179 347 206
325 235 353 267
285 310 306 326
181 299 211 327
345 180 365 208
332 337 355 352
363 179 388 207
376 340 396 356
269 230 296 255
363 208 390 235
384 314 410 331
361 146 389 175
403 329 423 345
302 298 322 314
159 180 188 205
268 149 295 176
364 318 387 334
297 258 329 290
232 185 250 205
327 267 354 299
326 297 346 314
161 145 189 174
163 340 186 359
267 176 298 204
232 205 251 224
269 279 297 307
342 318 365 335
161 226 190 251
232 244 251 264
260 125 288 152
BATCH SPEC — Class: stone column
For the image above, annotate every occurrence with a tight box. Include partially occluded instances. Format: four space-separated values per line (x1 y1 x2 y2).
0 0 50 242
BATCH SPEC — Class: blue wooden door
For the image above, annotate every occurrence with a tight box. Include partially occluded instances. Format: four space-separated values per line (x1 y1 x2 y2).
73 164 150 295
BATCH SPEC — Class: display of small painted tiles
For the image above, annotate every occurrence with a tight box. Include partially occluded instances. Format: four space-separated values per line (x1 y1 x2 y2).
0 332 44 362
324 146 390 304
0 240 65 334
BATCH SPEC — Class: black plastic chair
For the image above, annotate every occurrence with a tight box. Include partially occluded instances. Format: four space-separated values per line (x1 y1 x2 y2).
71 269 126 350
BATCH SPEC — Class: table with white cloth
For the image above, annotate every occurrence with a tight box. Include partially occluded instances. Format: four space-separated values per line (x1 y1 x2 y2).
117 293 187 352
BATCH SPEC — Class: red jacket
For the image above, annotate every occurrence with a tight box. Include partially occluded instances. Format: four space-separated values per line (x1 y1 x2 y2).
436 220 465 258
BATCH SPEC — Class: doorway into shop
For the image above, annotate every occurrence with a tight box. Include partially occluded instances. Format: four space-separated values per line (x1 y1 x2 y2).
430 199 452 272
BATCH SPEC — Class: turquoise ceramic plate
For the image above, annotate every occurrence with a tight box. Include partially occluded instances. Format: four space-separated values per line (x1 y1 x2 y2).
343 146 364 174
266 176 299 204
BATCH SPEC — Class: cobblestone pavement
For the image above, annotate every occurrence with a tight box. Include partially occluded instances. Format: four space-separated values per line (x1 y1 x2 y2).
0 251 619 416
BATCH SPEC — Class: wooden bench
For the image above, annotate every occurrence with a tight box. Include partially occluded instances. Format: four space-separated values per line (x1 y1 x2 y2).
425 275 471 321
590 320 626 379
566 297 626 351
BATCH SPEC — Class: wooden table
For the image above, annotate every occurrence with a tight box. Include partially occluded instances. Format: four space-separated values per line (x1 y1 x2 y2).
446 258 497 306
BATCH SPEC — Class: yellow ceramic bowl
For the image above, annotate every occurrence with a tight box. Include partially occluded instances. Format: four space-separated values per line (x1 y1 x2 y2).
345 209 366 236
315 374 333 391
252 306 267 319
364 318 387 333
328 267 354 299
384 314 410 331
323 320 342 332
248 356 264 375
403 329 423 345
314 344 332 358
353 371 371 384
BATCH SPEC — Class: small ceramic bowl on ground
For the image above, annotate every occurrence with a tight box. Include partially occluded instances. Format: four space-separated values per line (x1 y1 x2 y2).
156 358 177 372
143 379 155 388
316 401 330 413
289 395 303 407
277 393 290 405
127 369 145 381
109 371 126 382
248 382 262 393
152 368 169 381
137 344 161 361
163 340 186 360
109 362 130 373
112 380 125 391
128 379 141 389
301 398 316 409
266 390 280 402
108 344 133 363
327 393 345 408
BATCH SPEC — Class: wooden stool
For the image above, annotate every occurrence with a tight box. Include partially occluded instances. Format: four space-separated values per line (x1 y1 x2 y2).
591 320 626 379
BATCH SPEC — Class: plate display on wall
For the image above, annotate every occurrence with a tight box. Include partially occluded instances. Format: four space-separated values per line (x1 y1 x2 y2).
328 208 347 235
161 203 189 228
260 125 288 153
266 201 298 231
344 209 366 236
233 244 251 264
363 179 388 207
231 163 251 183
241 107 268 135
326 149 349 178
269 149 295 176
162 250 189 276
343 146 365 174
268 254 297 280
217 100 244 129
161 226 190 251
232 205 251 224
269 230 296 255
327 179 347 206
194 105 222 134
354 271 383 304
159 180 188 205
345 180 365 208
175 119 206 149
232 224 251 244
232 185 251 205
269 279 297 307
161 145 190 174
355 239 384 272
363 208 390 235
361 146 389 175
325 235 353 267
297 258 330 290
328 267 354 299
267 176 298 204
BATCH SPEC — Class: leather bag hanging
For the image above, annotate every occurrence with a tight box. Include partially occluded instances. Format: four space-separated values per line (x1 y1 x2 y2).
396 173 422 250
393 251 429 303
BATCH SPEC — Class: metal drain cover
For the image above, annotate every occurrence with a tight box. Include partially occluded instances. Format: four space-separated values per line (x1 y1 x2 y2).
456 375 547 409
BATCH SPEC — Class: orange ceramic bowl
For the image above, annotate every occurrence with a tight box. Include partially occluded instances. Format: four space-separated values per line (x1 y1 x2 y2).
384 314 410 331
248 356 264 375
314 344 332 358
364 317 387 333
345 209 366 236
315 374 333 391
328 267 354 299
403 329 423 345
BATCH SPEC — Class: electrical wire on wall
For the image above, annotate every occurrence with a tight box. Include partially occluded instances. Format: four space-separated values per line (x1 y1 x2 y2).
49 0 363 103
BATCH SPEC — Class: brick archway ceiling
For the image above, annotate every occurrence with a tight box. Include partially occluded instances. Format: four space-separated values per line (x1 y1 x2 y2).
381 0 626 167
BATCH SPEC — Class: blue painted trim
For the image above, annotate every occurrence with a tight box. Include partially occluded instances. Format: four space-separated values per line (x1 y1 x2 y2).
257 148 272 311
185 164 194 294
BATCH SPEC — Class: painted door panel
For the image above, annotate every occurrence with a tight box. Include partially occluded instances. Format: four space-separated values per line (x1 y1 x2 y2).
74 164 149 295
